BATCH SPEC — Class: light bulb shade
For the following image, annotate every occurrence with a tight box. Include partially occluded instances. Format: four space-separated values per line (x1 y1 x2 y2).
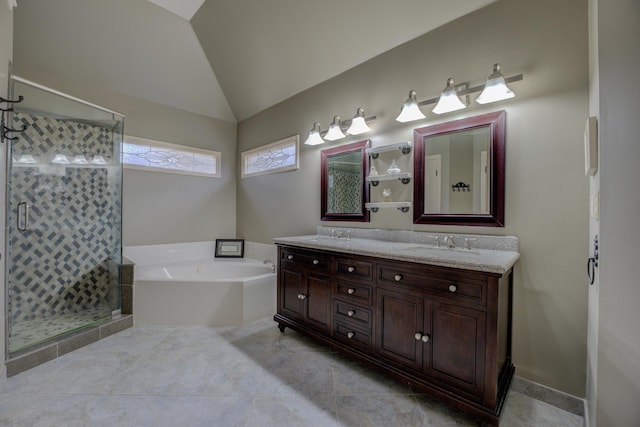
432 78 466 115
304 122 325 145
346 108 371 135
72 154 90 164
51 153 70 164
16 154 37 164
476 63 515 104
324 116 346 141
396 90 426 123
91 155 108 165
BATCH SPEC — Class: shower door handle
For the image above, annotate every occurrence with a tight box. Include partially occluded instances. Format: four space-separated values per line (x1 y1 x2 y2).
17 201 30 232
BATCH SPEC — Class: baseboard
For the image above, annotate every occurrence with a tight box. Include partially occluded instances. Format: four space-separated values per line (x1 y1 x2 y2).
512 376 585 417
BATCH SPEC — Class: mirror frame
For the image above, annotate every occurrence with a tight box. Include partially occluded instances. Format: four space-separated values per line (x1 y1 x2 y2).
321 139 370 222
413 110 505 227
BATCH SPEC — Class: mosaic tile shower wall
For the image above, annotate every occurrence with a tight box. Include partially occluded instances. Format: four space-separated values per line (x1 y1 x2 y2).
328 169 362 213
8 113 122 324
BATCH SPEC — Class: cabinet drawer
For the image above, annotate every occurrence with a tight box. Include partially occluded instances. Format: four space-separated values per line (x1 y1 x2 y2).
280 248 330 272
334 322 372 351
334 300 372 328
336 258 373 281
377 265 486 305
335 280 373 305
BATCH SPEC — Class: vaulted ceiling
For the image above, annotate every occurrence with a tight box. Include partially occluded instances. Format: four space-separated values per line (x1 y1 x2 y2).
14 0 496 122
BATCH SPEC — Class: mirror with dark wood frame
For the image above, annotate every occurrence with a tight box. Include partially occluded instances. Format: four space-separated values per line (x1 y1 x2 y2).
321 140 370 222
413 110 505 226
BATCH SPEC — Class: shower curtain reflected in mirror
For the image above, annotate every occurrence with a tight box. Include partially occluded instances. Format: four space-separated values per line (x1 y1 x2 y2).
6 78 123 353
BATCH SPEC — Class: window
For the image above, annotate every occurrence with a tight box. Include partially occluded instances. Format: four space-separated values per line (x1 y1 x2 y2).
241 135 299 178
122 135 221 178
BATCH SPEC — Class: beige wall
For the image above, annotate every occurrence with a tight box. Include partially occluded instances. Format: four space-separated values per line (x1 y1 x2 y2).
0 2 14 372
591 0 640 425
6 68 238 247
237 0 589 397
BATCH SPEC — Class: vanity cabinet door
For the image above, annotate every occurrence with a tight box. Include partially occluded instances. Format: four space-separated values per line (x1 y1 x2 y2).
304 273 332 333
375 287 425 371
279 266 304 321
425 303 486 400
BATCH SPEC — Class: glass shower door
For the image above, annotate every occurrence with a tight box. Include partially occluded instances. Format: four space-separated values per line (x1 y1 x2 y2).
6 78 123 353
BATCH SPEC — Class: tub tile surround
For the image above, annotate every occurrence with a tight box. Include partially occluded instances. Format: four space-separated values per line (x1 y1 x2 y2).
124 240 277 327
0 317 584 426
274 226 520 274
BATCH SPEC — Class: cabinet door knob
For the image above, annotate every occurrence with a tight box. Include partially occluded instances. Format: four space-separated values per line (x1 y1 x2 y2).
347 288 355 295
394 274 403 282
347 266 355 273
414 332 422 341
313 259 319 265
347 332 355 339
347 310 355 317
287 255 294 260
448 284 457 293
421 334 430 343
298 293 306 300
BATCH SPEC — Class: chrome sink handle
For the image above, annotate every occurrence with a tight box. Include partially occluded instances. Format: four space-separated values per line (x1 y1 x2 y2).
444 235 456 248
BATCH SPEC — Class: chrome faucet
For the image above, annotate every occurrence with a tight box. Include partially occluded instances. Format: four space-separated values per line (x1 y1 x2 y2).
263 259 276 273
444 235 456 249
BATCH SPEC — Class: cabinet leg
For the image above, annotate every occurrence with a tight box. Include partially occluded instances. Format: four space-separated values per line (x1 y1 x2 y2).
277 323 286 333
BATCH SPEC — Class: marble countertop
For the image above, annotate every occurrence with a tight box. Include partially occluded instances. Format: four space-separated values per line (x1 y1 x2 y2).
273 233 520 275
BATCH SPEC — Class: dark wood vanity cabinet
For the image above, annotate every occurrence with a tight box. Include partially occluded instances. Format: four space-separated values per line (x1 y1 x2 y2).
278 247 332 333
275 244 514 426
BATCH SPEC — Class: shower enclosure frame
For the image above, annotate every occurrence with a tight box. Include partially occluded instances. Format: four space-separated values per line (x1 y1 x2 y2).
4 74 125 359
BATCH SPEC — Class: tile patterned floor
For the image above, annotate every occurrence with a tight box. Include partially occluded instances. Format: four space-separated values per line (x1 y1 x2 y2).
9 308 111 352
0 317 584 427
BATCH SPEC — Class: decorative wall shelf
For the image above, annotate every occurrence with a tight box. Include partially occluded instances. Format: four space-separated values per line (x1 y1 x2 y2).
365 141 412 159
365 201 412 213
366 172 412 186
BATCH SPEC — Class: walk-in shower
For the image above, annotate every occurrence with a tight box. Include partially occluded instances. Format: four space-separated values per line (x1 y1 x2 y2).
4 77 123 354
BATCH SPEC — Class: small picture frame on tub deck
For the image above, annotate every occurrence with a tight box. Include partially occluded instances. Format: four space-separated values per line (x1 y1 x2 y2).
215 239 245 258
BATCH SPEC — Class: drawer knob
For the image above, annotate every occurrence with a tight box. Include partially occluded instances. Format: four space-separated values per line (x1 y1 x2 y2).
298 293 306 300
421 334 430 343
449 285 457 293
313 259 319 265
287 255 294 260
347 332 355 339
394 274 403 282
414 332 422 341
347 310 355 317
347 266 355 273
347 288 355 295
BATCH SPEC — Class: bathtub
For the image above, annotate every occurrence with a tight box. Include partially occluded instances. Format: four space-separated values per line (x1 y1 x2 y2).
124 241 277 326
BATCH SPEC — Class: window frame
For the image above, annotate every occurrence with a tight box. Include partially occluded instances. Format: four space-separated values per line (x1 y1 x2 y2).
122 135 221 178
241 135 299 178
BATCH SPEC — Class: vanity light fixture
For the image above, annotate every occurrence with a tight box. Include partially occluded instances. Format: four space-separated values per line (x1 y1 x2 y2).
306 109 377 145
304 122 325 146
432 78 467 115
395 63 523 122
476 63 515 104
324 116 347 141
396 90 426 123
346 108 371 135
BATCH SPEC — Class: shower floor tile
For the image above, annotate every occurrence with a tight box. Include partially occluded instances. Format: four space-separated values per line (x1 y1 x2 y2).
0 317 584 427
9 308 111 353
